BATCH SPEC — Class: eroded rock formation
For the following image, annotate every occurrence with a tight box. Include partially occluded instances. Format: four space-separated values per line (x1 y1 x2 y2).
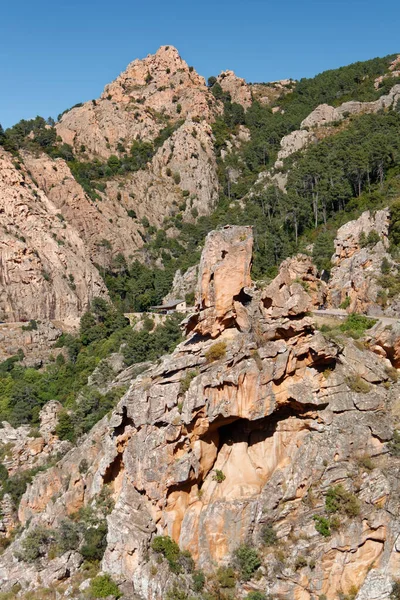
1 225 399 600
326 209 394 314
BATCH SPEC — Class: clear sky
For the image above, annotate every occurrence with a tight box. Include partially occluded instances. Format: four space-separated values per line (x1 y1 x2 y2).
1 0 399 129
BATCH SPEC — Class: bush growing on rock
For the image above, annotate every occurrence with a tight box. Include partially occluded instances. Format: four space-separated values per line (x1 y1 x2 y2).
234 544 261 581
89 573 121 599
313 515 331 537
213 469 226 483
151 535 181 573
216 565 236 588
260 523 277 546
192 569 206 591
205 341 227 362
18 526 54 562
325 485 360 517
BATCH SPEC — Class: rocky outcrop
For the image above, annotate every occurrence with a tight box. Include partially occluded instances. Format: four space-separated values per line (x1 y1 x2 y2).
326 209 393 313
275 129 315 168
273 84 400 167
216 70 252 108
300 103 342 129
0 401 69 480
163 265 198 305
25 117 219 264
368 321 400 367
1 226 400 600
301 84 400 130
0 149 107 322
0 321 62 367
374 55 400 89
262 254 325 311
187 225 254 337
57 46 220 160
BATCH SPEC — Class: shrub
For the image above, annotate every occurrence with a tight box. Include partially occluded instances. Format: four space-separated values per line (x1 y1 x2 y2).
339 296 350 309
89 574 121 598
205 341 227 362
357 455 374 472
260 523 277 546
213 469 226 483
179 369 199 394
18 526 54 562
381 257 391 274
246 593 267 600
0 463 8 484
389 430 400 456
81 518 108 562
234 544 261 581
151 535 181 573
79 459 89 474
346 375 371 394
339 313 377 337
173 171 181 184
192 569 205 592
295 555 307 570
325 485 360 517
313 515 331 537
216 565 236 588
55 520 80 555
22 320 38 331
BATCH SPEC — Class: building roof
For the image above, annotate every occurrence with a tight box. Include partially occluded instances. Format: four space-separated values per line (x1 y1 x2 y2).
150 299 185 310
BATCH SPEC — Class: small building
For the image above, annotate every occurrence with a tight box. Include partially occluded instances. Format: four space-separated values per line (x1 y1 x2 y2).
149 299 186 314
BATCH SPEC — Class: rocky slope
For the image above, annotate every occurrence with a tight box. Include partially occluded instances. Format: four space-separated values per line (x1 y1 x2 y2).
0 148 107 322
1 226 399 600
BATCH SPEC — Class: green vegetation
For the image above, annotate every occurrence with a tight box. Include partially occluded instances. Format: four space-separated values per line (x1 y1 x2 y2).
151 535 194 574
0 299 182 440
319 313 377 343
179 369 199 394
325 484 360 517
233 544 261 581
260 523 278 546
389 430 400 457
89 574 121 599
313 515 331 537
216 565 236 588
213 469 226 483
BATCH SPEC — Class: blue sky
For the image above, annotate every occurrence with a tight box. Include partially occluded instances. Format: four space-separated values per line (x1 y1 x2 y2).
1 0 399 128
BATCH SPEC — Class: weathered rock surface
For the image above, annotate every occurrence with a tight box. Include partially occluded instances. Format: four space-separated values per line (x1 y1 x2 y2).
0 225 399 600
326 209 394 313
187 225 254 337
0 148 107 322
163 265 198 305
275 129 315 168
216 70 252 108
301 84 400 130
0 320 62 366
56 46 220 160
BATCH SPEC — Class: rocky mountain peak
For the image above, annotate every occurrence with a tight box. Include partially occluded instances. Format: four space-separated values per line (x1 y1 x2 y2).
57 45 219 159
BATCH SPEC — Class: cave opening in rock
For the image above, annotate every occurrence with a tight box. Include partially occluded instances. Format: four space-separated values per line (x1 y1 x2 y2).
233 287 252 306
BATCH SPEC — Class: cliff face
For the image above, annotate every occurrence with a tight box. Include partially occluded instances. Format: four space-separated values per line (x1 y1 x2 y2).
1 226 399 600
0 149 107 322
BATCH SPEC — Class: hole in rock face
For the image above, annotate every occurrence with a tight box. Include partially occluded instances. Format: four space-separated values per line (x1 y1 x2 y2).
113 405 134 437
103 452 123 485
221 250 228 259
233 287 252 306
